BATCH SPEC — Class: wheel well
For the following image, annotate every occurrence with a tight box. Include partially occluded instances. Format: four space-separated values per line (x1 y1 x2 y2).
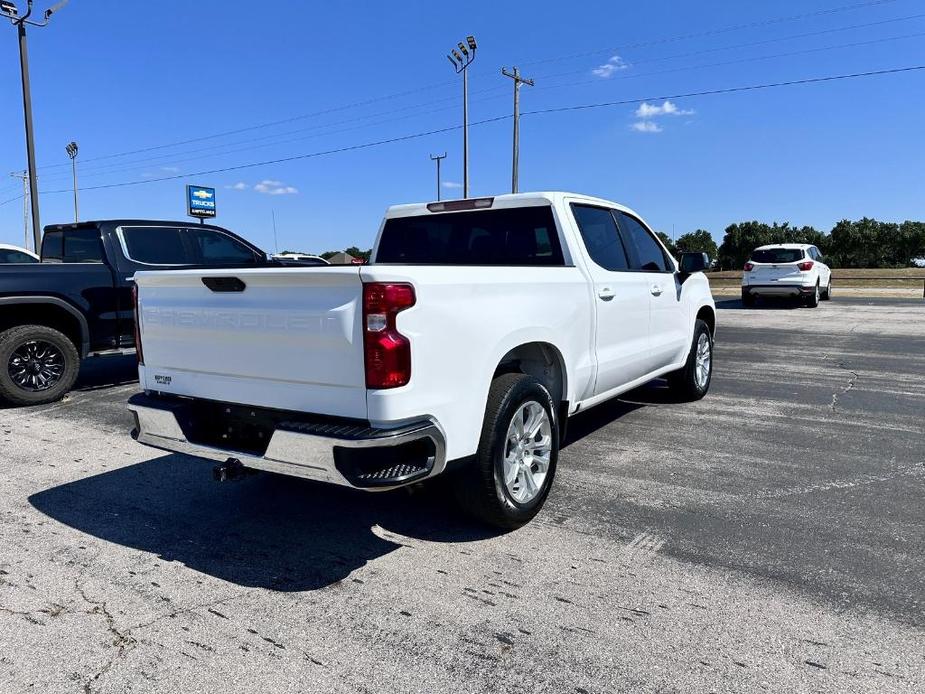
696 306 716 336
493 342 566 408
0 303 85 354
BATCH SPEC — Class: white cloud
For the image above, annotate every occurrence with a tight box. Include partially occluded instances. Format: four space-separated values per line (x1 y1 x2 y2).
254 179 298 195
160 166 180 173
634 100 694 119
442 180 463 189
631 121 663 133
592 55 628 78
225 182 249 190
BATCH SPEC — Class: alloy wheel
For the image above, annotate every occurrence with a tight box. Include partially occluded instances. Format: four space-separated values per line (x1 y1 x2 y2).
695 333 712 389
502 401 552 503
8 340 66 392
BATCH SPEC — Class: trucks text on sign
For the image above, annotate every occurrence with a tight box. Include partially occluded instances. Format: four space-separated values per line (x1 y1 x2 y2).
187 185 216 219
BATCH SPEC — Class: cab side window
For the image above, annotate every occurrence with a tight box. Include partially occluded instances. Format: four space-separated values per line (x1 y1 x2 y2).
617 212 672 273
571 204 630 271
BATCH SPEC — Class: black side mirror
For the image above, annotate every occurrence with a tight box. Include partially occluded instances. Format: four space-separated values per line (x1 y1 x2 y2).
679 252 709 274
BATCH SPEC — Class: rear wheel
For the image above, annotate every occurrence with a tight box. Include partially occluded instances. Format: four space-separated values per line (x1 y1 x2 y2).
666 319 713 401
741 289 755 307
821 279 832 301
454 373 559 529
0 325 80 406
804 282 820 308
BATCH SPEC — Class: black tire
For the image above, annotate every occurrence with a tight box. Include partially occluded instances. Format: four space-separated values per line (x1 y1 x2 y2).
454 373 559 530
666 319 713 401
804 282 820 308
821 279 832 301
741 289 756 307
0 325 80 406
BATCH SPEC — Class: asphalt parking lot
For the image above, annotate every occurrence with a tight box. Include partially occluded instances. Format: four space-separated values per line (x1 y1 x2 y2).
1 297 922 693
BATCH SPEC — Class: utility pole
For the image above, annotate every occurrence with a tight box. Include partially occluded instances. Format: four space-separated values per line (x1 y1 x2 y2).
501 66 534 194
271 210 279 254
10 170 30 250
65 140 78 222
429 152 446 201
446 35 477 198
1 0 71 252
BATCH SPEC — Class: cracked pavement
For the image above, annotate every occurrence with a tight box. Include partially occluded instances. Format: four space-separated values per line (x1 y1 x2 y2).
1 297 923 693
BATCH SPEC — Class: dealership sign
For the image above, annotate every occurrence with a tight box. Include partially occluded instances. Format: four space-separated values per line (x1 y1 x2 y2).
187 185 216 219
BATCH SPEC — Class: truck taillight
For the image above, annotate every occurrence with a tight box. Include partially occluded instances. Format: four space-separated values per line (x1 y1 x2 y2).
363 282 415 389
743 262 754 272
132 283 144 365
798 260 814 271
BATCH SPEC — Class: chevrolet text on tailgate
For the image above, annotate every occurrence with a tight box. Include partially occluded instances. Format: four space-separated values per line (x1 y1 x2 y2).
129 193 716 528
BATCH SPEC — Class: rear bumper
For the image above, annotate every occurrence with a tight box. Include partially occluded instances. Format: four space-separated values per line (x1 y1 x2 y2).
127 393 447 490
742 284 815 297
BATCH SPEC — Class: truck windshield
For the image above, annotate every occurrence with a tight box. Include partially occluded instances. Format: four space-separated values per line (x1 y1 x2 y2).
750 248 805 264
376 206 564 265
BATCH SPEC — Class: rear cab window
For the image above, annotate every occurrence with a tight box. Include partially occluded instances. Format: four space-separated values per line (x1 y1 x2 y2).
750 248 805 264
41 229 104 263
375 205 564 265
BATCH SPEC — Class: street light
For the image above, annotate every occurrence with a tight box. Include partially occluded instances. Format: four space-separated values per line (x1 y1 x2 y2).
65 140 78 222
1 0 70 251
446 34 476 198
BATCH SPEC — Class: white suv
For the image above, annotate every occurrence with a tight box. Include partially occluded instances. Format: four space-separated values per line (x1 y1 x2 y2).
741 243 832 308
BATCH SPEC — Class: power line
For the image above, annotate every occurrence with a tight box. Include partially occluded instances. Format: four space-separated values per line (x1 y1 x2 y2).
34 30 920 187
531 11 925 82
34 64 923 197
29 0 906 173
530 31 925 94
522 64 925 117
518 0 905 68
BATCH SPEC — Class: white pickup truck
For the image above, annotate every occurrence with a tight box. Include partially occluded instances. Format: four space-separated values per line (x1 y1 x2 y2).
128 192 716 528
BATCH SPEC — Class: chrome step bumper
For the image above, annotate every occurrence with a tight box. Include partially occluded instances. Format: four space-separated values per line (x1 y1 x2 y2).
128 393 446 490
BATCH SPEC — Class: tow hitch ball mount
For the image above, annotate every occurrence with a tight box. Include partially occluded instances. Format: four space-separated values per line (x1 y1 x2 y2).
213 458 249 482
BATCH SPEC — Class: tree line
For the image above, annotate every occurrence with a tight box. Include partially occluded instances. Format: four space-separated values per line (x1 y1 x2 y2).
658 219 925 270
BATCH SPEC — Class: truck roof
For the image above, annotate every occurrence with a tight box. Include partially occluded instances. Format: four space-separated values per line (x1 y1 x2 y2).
384 192 641 219
43 219 234 233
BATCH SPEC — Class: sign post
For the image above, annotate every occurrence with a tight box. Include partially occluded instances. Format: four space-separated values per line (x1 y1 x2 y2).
186 184 216 223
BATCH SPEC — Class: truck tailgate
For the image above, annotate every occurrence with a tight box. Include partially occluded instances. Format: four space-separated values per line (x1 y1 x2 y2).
134 267 367 418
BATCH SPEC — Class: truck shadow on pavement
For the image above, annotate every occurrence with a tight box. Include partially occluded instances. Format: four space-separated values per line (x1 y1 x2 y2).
28 385 649 592
28 454 500 592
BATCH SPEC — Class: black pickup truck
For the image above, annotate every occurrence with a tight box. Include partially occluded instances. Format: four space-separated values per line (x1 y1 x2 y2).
0 220 267 406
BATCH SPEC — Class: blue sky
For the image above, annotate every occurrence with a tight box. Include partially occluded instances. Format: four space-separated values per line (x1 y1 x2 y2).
1 0 923 254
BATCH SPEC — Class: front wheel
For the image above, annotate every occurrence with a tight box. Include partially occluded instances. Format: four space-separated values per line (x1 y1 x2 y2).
454 373 559 529
0 325 80 406
666 319 713 401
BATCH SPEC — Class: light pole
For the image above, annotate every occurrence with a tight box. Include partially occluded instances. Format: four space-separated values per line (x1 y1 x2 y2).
1 0 70 252
501 66 534 194
429 152 446 201
446 35 476 198
65 140 78 222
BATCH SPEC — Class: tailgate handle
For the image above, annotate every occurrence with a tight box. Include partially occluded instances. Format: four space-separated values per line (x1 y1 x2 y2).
202 276 247 292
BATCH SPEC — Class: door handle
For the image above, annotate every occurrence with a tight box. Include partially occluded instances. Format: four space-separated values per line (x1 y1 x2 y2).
650 284 663 296
598 288 615 301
